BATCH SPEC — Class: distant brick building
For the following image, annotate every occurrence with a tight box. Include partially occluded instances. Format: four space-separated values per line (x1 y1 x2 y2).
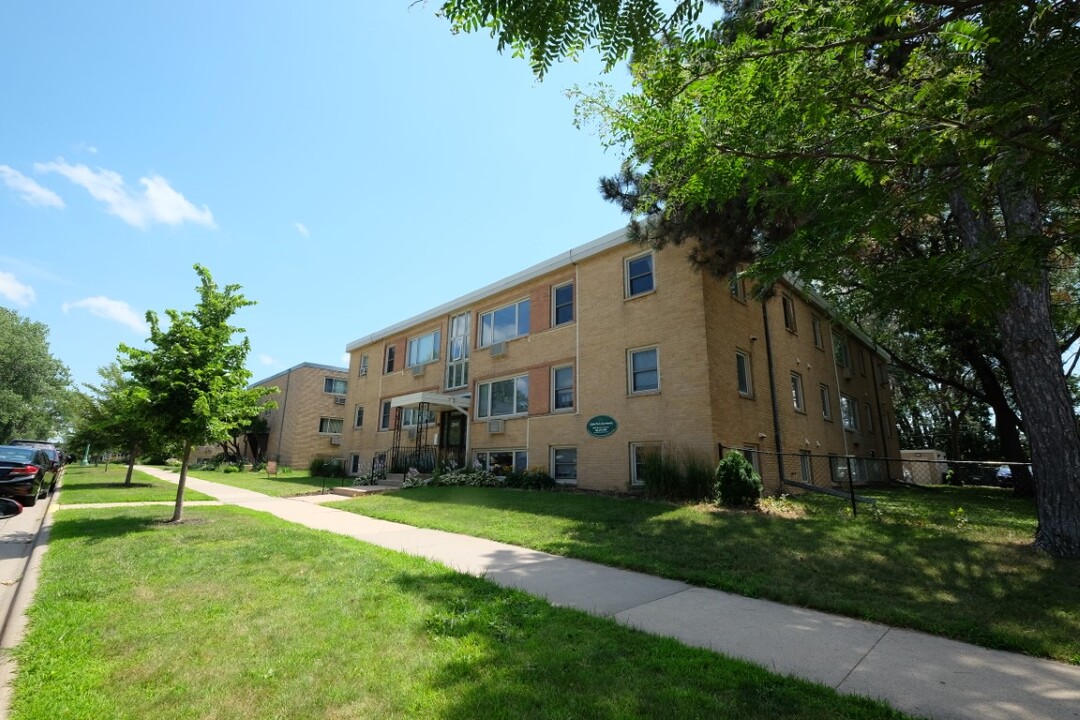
341 229 901 492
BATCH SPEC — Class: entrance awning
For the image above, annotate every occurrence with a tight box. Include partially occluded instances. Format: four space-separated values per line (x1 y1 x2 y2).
390 392 470 414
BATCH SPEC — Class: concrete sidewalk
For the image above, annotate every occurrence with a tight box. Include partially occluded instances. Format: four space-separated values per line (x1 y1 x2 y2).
129 466 1078 720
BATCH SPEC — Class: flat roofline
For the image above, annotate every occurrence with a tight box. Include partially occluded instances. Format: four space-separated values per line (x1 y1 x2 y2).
249 361 348 388
345 228 630 352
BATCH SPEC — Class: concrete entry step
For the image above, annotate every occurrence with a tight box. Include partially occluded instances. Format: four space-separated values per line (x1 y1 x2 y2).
329 486 396 497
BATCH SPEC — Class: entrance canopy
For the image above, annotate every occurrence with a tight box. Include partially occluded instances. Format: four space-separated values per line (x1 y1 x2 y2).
390 391 470 415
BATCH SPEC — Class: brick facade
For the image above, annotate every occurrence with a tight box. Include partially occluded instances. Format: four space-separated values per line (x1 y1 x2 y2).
251 363 349 471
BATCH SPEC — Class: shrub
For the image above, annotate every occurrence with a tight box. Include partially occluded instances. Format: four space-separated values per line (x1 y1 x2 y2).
638 446 715 502
504 467 557 490
222 464 240 474
714 452 763 508
427 462 501 488
309 457 347 479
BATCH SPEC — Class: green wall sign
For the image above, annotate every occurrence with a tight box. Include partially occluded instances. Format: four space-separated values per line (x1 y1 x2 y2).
586 415 618 438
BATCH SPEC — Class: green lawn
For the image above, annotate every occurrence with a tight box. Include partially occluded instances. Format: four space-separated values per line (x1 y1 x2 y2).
12 506 911 720
59 464 213 504
327 485 1080 664
156 466 338 497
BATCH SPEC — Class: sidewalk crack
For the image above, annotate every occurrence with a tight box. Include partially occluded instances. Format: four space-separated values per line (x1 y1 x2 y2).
835 627 890 689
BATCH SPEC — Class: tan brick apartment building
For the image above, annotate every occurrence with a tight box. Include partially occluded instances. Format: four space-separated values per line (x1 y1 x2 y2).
251 362 349 470
341 229 901 492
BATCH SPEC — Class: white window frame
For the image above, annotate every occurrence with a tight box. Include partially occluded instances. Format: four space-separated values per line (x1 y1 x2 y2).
384 345 396 374
840 394 859 431
407 328 441 368
552 365 574 412
446 312 470 390
354 405 364 429
625 252 655 298
318 417 344 434
811 316 824 349
401 407 435 428
478 299 531 348
730 272 746 302
799 450 813 483
476 374 529 419
628 346 660 395
736 349 753 398
358 354 369 377
739 445 762 475
551 447 578 484
474 449 528 477
350 454 361 475
323 377 347 395
781 293 797 333
791 372 805 412
820 384 833 421
379 400 392 431
552 282 574 326
630 442 662 487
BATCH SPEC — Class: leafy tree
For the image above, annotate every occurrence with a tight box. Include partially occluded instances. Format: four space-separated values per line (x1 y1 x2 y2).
442 1 1080 555
121 265 275 522
0 307 74 441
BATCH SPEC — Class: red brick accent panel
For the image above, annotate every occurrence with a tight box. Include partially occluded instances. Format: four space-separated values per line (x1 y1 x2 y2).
530 286 551 333
530 365 551 415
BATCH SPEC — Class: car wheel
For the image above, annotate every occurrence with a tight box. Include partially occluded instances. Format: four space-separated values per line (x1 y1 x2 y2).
22 494 36 508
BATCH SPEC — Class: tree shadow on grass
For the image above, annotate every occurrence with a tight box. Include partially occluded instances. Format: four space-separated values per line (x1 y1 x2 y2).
61 482 156 490
48 510 194 545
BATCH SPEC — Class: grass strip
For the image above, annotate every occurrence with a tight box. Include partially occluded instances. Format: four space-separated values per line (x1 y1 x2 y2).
156 466 335 497
327 485 1080 664
58 465 213 504
12 505 911 720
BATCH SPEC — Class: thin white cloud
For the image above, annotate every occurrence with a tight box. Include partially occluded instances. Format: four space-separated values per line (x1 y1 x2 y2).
74 142 98 155
0 165 64 208
341 352 350 366
259 353 278 366
61 296 147 334
0 271 36 306
35 158 215 229
295 222 310 238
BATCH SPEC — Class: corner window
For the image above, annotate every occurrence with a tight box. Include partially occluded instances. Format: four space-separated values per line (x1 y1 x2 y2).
625 253 655 298
475 449 527 476
358 354 369 377
840 394 859 431
407 329 441 367
553 282 574 326
384 345 396 374
551 447 577 483
379 400 392 430
736 350 753 397
811 316 824 349
476 375 529 419
354 405 364 429
791 372 805 412
820 384 833 421
479 299 530 347
553 365 574 411
324 378 347 395
781 293 797 333
318 417 343 434
628 347 660 394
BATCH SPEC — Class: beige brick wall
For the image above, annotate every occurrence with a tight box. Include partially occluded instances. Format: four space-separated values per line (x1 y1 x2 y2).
257 365 349 470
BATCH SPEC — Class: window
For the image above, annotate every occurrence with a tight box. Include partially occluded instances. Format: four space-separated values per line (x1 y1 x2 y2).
736 350 753 397
479 299 530 347
840 394 859 431
446 312 470 390
551 447 577 483
833 331 850 369
380 400 392 430
739 446 762 475
477 375 529 418
820 384 833 420
384 345 396 374
350 454 361 474
324 378 347 395
625 253 655 297
799 450 813 483
876 362 889 387
811 316 823 349
553 282 574 326
628 347 660 394
475 449 527 476
318 417 343 434
354 405 364 429
857 348 867 375
630 443 661 486
358 354 369 377
781 293 797 332
553 365 574 411
791 372 805 412
729 272 746 301
401 407 435 427
865 403 874 433
407 329 441 367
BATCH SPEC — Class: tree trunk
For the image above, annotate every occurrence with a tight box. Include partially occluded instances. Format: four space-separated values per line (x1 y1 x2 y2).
951 183 1080 556
171 438 191 523
124 443 140 486
962 345 1033 495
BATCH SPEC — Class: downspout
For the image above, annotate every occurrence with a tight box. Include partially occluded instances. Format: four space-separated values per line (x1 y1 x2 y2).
275 368 292 462
760 291 787 482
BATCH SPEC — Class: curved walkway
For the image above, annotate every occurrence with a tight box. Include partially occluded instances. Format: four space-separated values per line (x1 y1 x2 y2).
132 466 1079 720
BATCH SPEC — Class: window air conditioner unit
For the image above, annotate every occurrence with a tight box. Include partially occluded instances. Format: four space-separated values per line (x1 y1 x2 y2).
407 427 417 439
411 364 425 377
490 342 507 358
333 396 346 405
330 435 342 445
487 419 505 434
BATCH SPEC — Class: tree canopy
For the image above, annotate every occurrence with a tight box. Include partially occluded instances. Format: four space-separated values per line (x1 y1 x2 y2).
0 307 73 441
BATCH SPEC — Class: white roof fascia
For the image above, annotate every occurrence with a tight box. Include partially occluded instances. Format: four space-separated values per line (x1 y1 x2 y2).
345 228 629 352
249 361 349 389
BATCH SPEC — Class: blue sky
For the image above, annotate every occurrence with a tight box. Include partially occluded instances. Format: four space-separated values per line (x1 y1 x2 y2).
0 2 630 390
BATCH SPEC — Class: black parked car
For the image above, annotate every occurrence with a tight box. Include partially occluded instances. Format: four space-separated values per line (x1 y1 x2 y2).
8 439 62 492
0 445 51 507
